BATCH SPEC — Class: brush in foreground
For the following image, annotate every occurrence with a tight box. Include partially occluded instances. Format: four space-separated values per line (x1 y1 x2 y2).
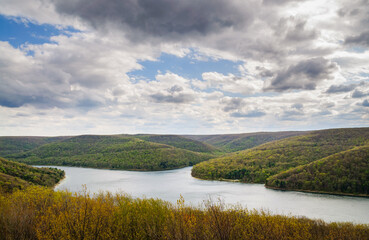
0 186 368 240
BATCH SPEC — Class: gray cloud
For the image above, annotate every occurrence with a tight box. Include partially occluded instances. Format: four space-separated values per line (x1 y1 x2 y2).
265 57 337 91
362 99 369 107
222 98 244 112
168 85 184 93
262 0 302 5
292 103 303 110
150 93 193 103
352 89 368 98
53 0 254 40
279 110 304 121
325 83 357 94
231 110 266 118
345 31 369 47
150 85 194 104
275 17 318 43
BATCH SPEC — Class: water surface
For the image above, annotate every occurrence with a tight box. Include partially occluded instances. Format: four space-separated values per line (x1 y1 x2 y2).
43 166 369 224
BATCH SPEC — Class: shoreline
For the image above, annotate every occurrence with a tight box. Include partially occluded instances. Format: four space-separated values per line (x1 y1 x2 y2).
53 175 67 190
43 165 369 199
265 185 369 198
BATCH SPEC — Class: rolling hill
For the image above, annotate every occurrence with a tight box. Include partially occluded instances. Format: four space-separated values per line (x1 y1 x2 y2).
266 145 369 196
191 128 369 196
0 157 64 193
134 134 220 153
0 136 70 156
7 135 215 171
183 131 305 152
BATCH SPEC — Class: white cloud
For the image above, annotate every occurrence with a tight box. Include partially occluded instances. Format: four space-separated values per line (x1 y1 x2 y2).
0 0 368 135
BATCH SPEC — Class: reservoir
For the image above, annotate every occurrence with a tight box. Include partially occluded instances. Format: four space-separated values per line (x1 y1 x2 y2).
45 166 369 224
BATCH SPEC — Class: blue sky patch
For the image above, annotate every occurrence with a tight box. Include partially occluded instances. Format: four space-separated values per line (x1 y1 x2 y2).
0 14 78 48
128 52 243 81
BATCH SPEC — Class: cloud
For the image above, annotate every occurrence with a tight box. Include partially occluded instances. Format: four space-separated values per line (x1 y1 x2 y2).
352 89 368 98
1 0 369 135
262 0 302 5
265 58 338 91
276 17 318 43
325 83 357 93
150 90 194 104
345 31 369 47
292 103 303 110
279 110 305 121
53 0 255 40
201 72 263 95
363 99 369 107
221 98 244 112
0 29 156 109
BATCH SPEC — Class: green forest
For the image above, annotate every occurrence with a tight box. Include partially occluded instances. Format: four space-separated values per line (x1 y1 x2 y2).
3 135 215 171
1 128 369 196
183 131 304 152
191 128 369 196
266 145 369 196
0 157 64 193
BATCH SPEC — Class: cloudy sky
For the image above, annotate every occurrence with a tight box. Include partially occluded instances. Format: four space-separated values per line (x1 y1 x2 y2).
0 0 368 136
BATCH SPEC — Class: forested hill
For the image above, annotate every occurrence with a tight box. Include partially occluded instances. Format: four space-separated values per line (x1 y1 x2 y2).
5 135 214 171
134 134 219 153
191 128 369 196
0 157 64 193
183 131 305 152
266 145 369 196
0 136 70 156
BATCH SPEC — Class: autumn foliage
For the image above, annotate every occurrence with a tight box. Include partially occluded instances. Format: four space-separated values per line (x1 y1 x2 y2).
1 186 368 240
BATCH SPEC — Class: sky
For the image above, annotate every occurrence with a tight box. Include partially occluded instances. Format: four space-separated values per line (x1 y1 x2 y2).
0 0 368 136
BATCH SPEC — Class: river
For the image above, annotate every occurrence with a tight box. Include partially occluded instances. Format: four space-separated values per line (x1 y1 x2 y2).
42 166 369 224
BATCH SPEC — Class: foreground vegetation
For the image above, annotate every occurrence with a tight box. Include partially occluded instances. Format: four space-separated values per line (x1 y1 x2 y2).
0 157 64 194
6 135 214 171
192 128 369 196
1 186 368 240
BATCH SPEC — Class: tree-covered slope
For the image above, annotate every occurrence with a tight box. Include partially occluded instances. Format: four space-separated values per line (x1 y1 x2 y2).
134 134 220 153
183 131 305 152
8 135 214 171
191 128 369 184
0 157 64 193
0 136 69 156
266 145 369 196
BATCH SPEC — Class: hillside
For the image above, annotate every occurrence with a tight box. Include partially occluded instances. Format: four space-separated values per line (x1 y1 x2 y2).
8 135 214 171
192 128 369 185
134 134 220 153
0 157 64 193
266 145 369 196
0 136 70 156
183 131 305 152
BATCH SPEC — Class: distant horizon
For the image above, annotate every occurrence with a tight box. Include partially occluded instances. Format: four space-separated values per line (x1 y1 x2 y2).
2 125 369 137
